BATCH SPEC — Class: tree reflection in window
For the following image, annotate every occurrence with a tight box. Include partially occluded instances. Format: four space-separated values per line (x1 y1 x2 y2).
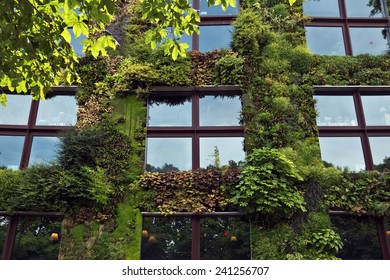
0 216 9 259
141 217 192 260
331 215 382 260
200 216 251 260
11 216 62 260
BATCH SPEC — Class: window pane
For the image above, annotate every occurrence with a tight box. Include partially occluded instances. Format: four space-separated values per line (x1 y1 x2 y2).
200 0 239 16
148 94 192 126
199 25 233 52
36 95 77 126
349 27 389 55
0 136 24 170
345 0 386 17
200 137 245 168
29 137 60 166
0 95 31 125
199 95 241 126
305 26 346 56
141 217 192 260
303 0 340 17
361 95 390 125
0 216 9 259
11 216 62 260
315 95 358 126
146 138 192 171
319 137 365 171
331 215 382 260
369 137 390 171
200 216 251 260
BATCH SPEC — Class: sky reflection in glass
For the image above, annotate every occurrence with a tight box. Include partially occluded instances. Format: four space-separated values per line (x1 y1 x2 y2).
146 138 192 171
0 136 24 170
303 0 340 17
0 95 31 125
29 137 60 166
199 95 241 126
315 95 358 126
305 26 346 55
319 137 365 171
200 137 244 168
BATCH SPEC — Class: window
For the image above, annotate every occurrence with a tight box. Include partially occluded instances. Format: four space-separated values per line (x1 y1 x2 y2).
141 213 251 260
304 0 390 56
315 86 390 171
166 0 239 52
0 87 77 169
146 87 244 171
331 214 383 259
0 212 63 260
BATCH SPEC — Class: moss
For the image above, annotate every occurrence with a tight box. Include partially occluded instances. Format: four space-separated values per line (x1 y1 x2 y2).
110 94 147 181
71 224 86 242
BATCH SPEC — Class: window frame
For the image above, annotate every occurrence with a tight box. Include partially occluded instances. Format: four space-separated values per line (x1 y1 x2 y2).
141 211 249 260
304 0 390 56
315 86 390 170
146 86 244 170
0 86 77 169
179 0 238 51
0 211 64 260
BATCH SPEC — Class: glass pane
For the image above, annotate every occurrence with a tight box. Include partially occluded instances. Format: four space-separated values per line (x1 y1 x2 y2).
200 216 251 260
0 136 24 170
331 215 382 260
148 94 192 126
165 27 193 50
200 0 239 16
146 138 192 171
319 137 365 171
303 0 340 17
199 25 233 52
69 28 86 56
0 95 31 125
369 137 390 171
141 217 192 260
345 0 386 17
199 95 241 126
36 95 77 126
11 216 62 260
29 137 60 166
200 137 245 168
305 26 346 56
361 95 390 125
0 216 9 260
349 27 389 56
315 95 358 126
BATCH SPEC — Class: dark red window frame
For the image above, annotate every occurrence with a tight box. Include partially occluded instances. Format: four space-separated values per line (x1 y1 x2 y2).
141 211 247 260
316 86 390 259
0 86 77 169
304 0 390 56
147 86 244 170
185 0 238 51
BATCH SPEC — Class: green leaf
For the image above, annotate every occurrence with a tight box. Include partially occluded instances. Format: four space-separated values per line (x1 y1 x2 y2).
289 0 297 5
0 93 7 107
61 29 72 43
73 21 89 38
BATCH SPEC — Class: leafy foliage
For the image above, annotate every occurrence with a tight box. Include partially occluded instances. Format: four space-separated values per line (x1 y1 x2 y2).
136 167 240 214
0 0 117 104
226 149 306 218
